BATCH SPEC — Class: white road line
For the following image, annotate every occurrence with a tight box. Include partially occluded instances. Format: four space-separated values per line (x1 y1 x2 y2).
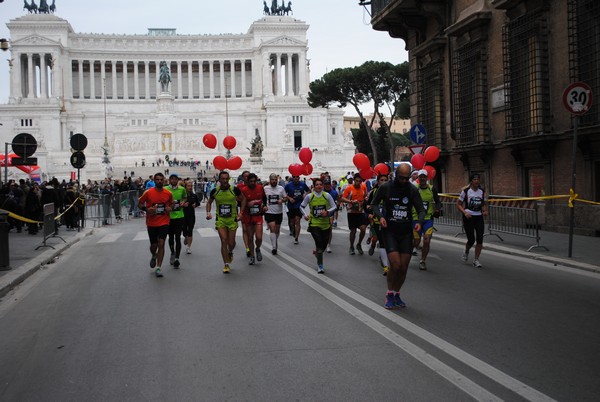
133 231 147 241
197 228 219 237
269 251 557 402
97 233 123 243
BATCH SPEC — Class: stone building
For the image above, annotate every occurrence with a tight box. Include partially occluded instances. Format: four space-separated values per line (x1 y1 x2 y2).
0 12 356 181
366 0 600 235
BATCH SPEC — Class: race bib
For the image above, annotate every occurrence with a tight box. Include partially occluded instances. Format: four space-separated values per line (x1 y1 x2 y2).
219 204 233 218
422 201 429 211
293 190 302 199
173 200 180 211
391 204 408 222
155 203 166 215
249 204 261 215
469 197 483 211
268 195 279 205
312 205 326 216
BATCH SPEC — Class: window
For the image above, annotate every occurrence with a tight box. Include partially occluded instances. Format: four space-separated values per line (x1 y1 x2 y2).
294 130 302 150
20 119 33 127
418 63 444 146
292 116 303 123
332 127 336 135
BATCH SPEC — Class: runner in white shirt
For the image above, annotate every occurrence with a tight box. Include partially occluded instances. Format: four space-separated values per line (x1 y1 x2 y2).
264 173 287 255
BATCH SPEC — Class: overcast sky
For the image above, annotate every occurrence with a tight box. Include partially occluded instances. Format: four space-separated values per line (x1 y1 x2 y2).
0 0 408 115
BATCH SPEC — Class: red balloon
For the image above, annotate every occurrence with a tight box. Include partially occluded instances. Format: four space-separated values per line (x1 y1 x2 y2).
424 146 440 163
424 165 436 180
223 135 237 150
288 163 304 177
411 153 425 170
298 147 313 164
374 163 390 176
359 167 375 180
213 155 228 171
303 163 313 176
202 133 217 149
352 153 370 170
227 156 243 170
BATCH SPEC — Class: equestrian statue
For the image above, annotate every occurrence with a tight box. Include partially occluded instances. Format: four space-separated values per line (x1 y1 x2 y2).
264 0 292 16
24 0 56 14
158 61 172 93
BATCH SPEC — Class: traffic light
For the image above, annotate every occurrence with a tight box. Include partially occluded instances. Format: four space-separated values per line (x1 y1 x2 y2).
70 133 87 169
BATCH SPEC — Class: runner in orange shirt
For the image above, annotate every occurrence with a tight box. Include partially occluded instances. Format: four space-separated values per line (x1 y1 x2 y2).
341 172 369 255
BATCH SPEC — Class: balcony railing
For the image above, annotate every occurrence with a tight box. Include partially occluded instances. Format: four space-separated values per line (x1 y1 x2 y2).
370 0 394 18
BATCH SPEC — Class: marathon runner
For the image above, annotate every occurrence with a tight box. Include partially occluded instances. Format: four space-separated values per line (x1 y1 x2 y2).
264 173 287 255
167 173 187 268
412 170 441 271
239 173 267 265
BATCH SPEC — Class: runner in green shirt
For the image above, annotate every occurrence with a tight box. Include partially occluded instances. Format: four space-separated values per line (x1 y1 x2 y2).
167 173 188 268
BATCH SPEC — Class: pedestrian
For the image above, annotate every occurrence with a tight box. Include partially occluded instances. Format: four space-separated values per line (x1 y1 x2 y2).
138 173 173 278
456 173 488 268
366 173 391 275
263 173 286 255
284 175 310 244
341 173 369 255
371 163 425 309
412 170 441 271
300 178 337 273
239 173 266 265
183 180 200 254
24 183 42 235
166 173 187 268
206 171 244 274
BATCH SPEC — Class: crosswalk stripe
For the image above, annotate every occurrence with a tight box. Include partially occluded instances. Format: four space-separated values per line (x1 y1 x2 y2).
97 233 123 243
133 231 147 241
197 228 219 237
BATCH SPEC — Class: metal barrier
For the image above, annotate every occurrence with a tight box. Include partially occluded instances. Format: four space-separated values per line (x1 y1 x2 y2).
83 190 142 227
36 203 66 250
435 194 548 252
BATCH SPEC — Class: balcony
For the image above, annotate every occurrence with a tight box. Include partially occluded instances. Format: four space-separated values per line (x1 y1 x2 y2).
368 0 446 42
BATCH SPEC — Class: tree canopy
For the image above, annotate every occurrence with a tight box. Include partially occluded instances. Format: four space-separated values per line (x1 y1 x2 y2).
308 61 409 163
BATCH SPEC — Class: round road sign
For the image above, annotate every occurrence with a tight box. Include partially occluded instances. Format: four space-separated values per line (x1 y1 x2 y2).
11 133 37 157
70 133 88 151
70 151 86 169
563 82 593 115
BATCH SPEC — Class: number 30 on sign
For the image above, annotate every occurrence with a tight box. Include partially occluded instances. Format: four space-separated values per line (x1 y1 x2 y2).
562 82 593 115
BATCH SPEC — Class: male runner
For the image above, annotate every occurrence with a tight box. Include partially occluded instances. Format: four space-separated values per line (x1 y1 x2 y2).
412 170 441 271
237 170 251 257
366 174 391 275
341 173 369 255
206 171 244 273
371 164 425 309
264 173 287 255
167 173 187 268
138 173 173 278
322 179 339 253
239 173 267 265
284 175 310 244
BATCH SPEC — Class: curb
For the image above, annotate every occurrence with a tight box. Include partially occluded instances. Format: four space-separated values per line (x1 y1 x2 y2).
435 234 600 273
0 229 95 299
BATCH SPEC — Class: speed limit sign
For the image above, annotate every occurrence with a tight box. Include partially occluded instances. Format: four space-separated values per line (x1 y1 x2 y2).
563 82 593 115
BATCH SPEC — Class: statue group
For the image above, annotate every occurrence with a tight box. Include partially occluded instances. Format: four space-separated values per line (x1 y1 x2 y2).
248 132 264 158
263 0 292 16
24 0 56 14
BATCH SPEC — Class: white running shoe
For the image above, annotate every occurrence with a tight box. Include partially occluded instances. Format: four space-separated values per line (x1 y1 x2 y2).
186 247 191 254
326 245 332 253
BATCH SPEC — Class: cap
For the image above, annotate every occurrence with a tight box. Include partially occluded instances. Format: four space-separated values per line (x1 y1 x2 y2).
469 173 481 181
418 169 428 177
169 173 179 179
346 174 353 180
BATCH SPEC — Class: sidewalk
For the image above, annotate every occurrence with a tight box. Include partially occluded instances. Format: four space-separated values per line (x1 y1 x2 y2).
1 220 599 299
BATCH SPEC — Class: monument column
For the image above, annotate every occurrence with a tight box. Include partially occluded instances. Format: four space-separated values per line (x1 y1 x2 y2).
39 54 47 98
241 59 246 98
198 61 204 99
123 61 129 99
155 61 161 96
219 60 225 98
89 60 96 99
77 59 84 99
144 61 150 99
298 51 308 97
188 61 193 99
133 60 139 99
10 52 21 99
275 53 282 96
285 54 291 96
27 53 35 98
111 60 117 99
100 60 106 98
209 60 214 98
176 61 182 99
230 60 236 98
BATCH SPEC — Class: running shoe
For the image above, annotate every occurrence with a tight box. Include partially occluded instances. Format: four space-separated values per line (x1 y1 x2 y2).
349 246 355 255
173 259 180 269
326 245 332 253
272 248 277 255
155 268 163 278
394 293 406 308
317 264 324 274
256 248 263 262
228 251 234 263
368 246 375 256
183 238 187 246
186 247 192 255
462 252 469 262
384 293 395 309
382 266 389 276
294 238 299 245
412 251 418 256
170 254 176 265
332 221 337 228
246 248 251 257
150 255 157 269
473 260 483 268
223 264 230 274
248 256 255 265
356 244 364 255
419 260 427 271
366 237 371 245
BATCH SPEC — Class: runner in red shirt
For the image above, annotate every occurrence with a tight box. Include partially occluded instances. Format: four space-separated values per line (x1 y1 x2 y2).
138 173 173 277
237 170 251 257
239 173 267 265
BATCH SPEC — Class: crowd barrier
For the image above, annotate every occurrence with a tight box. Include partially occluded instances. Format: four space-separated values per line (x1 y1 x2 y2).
83 190 142 227
437 194 548 252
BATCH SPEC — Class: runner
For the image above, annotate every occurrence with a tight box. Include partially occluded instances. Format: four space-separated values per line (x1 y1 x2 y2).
237 170 251 257
366 173 391 275
206 171 244 274
239 173 266 265
264 173 287 255
412 169 441 271
284 175 310 244
167 173 187 268
456 173 488 268
341 173 369 255
138 173 173 278
322 178 339 253
300 178 337 273
183 180 200 255
371 164 425 309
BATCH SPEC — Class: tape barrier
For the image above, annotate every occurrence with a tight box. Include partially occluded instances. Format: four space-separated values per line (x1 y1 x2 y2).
439 192 600 207
0 197 84 224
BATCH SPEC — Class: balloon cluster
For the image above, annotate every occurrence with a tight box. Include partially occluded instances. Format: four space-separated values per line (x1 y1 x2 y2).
202 133 243 171
352 153 390 180
410 146 440 179
288 147 314 176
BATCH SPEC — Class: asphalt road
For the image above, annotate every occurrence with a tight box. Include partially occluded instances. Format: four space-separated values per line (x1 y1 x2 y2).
0 211 599 401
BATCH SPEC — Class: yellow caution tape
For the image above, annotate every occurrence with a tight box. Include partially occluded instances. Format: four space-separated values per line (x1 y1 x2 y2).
438 193 598 205
0 196 85 224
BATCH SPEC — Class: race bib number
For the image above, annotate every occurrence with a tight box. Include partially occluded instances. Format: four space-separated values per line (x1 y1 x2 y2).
155 203 166 215
312 205 326 216
219 204 233 218
391 205 408 222
422 201 429 211
173 200 180 211
268 195 279 205
351 202 363 212
469 197 483 211
249 204 261 215
293 190 302 199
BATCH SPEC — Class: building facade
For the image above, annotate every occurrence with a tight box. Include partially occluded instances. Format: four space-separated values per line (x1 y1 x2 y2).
0 12 356 181
368 0 600 235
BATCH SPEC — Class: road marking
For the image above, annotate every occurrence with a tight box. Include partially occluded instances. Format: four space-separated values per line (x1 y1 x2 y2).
268 250 557 402
97 233 123 243
133 231 147 241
